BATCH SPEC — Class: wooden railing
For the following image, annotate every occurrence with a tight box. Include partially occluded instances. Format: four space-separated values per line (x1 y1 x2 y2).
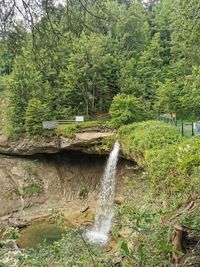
43 114 111 130
43 117 84 129
57 120 76 125
96 113 111 120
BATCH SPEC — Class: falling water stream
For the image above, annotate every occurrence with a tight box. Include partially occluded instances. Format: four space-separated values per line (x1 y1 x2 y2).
85 140 120 245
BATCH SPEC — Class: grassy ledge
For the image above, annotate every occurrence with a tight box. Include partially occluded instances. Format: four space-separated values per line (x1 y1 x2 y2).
55 121 103 139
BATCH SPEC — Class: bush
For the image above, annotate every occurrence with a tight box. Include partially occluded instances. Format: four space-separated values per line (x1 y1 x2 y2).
109 94 146 128
118 121 182 164
25 98 50 135
118 121 200 194
146 137 200 194
18 229 112 266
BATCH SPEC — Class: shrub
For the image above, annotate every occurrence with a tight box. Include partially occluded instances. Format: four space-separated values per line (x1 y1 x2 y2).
78 187 89 199
146 137 200 193
92 135 116 153
118 121 182 164
118 121 200 194
109 94 146 128
25 98 50 135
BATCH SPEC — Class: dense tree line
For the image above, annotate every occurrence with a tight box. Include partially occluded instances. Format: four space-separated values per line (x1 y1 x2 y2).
0 0 199 136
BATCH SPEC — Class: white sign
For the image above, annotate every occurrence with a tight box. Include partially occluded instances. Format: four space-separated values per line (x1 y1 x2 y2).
75 116 84 122
42 121 58 129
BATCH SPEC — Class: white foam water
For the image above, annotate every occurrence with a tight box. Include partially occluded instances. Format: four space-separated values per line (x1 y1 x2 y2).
84 141 120 245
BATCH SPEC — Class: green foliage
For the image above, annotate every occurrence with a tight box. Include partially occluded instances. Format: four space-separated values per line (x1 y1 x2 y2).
112 182 179 267
0 0 199 137
119 58 142 97
3 227 20 240
23 183 43 196
116 0 149 57
56 124 79 139
180 206 200 230
7 43 50 136
136 33 164 104
61 34 120 116
119 120 200 194
0 0 200 138
109 94 146 128
56 121 100 139
154 79 182 115
170 0 200 74
92 135 116 153
181 66 200 119
118 120 181 164
78 188 89 199
17 229 114 266
146 137 200 194
25 98 50 136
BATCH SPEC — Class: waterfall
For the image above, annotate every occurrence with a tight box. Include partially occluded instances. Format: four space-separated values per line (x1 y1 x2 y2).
85 140 120 245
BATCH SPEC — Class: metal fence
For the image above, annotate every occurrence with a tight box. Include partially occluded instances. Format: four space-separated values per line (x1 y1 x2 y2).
156 116 200 137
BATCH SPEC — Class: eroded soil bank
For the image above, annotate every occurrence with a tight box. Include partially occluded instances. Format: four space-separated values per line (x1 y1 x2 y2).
0 151 137 231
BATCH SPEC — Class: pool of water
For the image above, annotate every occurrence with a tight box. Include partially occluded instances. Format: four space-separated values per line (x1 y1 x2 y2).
17 221 66 248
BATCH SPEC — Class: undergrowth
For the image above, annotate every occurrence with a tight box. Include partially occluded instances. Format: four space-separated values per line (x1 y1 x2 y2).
118 121 200 195
118 121 182 164
55 121 102 138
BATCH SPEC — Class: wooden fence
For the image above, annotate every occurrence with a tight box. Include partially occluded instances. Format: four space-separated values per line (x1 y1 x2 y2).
42 116 84 130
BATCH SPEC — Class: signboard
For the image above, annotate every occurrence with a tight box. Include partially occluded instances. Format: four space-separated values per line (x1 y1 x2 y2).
75 116 84 122
42 121 58 129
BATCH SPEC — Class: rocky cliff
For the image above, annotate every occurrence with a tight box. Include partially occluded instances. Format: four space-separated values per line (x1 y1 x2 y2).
0 128 137 230
0 151 136 229
0 128 115 156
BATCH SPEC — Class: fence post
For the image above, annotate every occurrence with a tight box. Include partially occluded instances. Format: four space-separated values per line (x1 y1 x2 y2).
181 122 184 136
192 122 194 136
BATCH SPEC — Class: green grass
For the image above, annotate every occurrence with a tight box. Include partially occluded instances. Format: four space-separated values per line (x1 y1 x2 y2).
96 117 111 125
146 137 200 194
118 120 200 195
91 135 116 153
55 121 102 138
158 118 196 137
118 120 182 165
23 183 42 196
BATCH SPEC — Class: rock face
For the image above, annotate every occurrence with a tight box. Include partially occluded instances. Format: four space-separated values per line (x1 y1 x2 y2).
0 152 133 225
0 128 137 228
0 129 115 156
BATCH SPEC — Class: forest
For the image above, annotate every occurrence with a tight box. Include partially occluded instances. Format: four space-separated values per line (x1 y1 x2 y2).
0 0 200 137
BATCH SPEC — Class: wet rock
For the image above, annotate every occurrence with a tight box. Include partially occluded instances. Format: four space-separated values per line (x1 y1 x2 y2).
9 220 28 229
114 196 125 205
